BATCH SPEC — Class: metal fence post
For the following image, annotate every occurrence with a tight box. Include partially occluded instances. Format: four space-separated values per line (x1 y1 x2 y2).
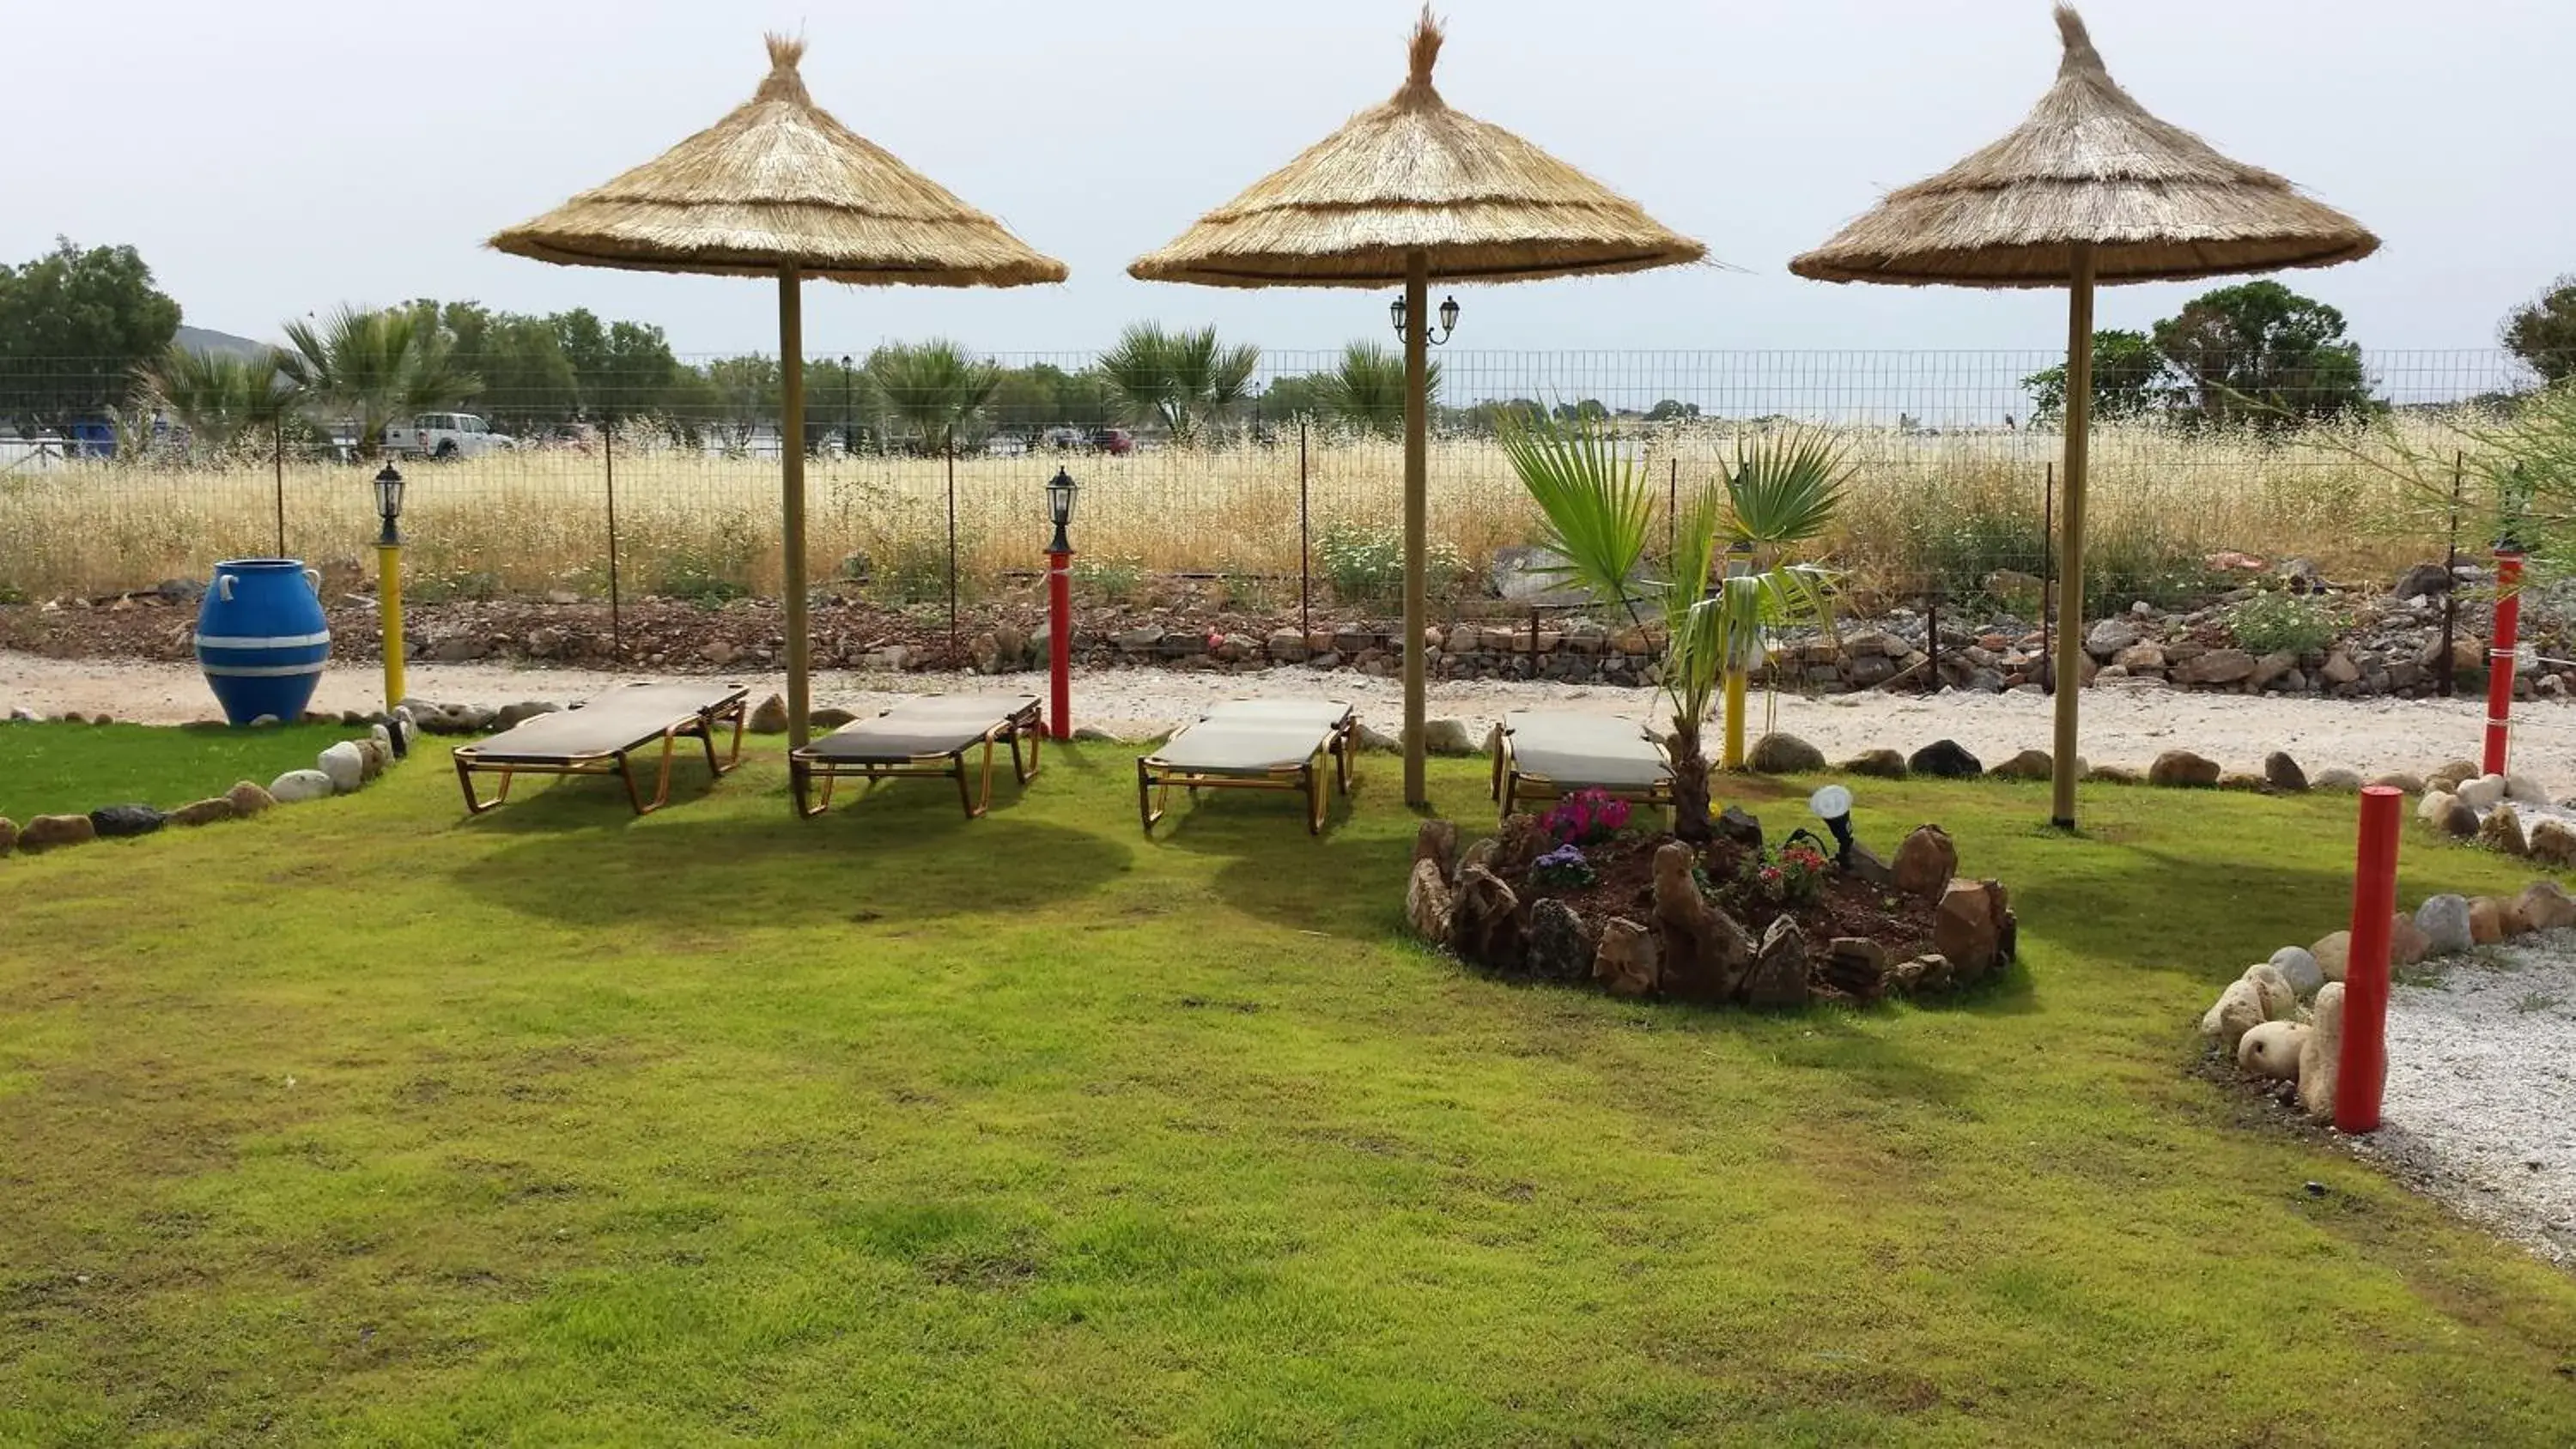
1299 418 1311 639
2041 461 2055 694
945 439 960 664
605 419 623 664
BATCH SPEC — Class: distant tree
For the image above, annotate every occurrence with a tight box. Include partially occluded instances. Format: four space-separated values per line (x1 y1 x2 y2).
1252 371 1337 424
1643 398 1702 423
2153 281 2376 427
2502 276 2576 384
0 238 182 431
279 306 477 457
1552 398 1609 424
698 355 781 452
133 343 299 453
1318 342 1440 439
1099 323 1260 443
865 341 1002 453
2020 329 2176 424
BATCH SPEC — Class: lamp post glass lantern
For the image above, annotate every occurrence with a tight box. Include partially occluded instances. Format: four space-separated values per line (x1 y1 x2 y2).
1047 466 1078 555
1389 294 1461 347
1045 467 1078 739
373 464 405 544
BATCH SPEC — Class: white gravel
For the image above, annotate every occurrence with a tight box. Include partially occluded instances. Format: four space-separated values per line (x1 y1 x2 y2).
2356 937 2576 1265
11 650 2576 796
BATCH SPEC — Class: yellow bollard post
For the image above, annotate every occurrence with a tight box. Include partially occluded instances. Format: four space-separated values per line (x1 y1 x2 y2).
378 541 405 712
1722 667 1747 770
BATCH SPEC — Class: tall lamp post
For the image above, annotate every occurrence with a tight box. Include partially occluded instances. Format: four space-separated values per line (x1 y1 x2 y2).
1046 467 1079 741
373 463 406 712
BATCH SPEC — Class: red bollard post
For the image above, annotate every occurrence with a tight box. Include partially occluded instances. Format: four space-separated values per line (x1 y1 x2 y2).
2484 547 2524 777
2335 785 2403 1135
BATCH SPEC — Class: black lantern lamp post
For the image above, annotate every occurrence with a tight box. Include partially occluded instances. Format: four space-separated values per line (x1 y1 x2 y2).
374 463 405 545
1390 293 1461 347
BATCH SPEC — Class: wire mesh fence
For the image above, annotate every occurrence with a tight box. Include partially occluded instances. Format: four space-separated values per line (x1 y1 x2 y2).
0 349 2533 622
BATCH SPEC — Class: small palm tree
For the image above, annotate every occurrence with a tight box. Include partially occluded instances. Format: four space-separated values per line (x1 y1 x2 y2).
133 345 300 455
866 341 1002 453
1320 342 1440 439
1714 430 1851 765
278 306 476 458
1500 413 1834 840
1099 323 1259 444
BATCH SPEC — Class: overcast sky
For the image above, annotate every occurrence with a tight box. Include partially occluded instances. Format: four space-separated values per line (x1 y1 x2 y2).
5 0 2563 361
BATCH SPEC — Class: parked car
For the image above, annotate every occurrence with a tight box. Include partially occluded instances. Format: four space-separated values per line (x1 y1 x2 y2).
1093 427 1136 456
384 412 516 459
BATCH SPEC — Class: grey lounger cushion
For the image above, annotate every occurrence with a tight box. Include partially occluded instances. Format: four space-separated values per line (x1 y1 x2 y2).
798 694 1039 763
1502 712 1670 790
455 682 745 763
1146 698 1353 775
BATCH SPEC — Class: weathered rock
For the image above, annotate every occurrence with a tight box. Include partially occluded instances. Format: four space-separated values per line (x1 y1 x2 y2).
167 797 237 828
2438 796 2480 838
1744 916 1812 1009
2269 945 2324 998
1893 825 1958 901
0 816 15 857
1890 953 1954 994
2088 764 2142 785
1652 841 1753 1000
1354 722 1400 754
1748 732 1826 774
1934 878 2012 983
1988 749 2053 781
2457 774 2507 811
1842 749 1908 779
2216 772 2268 792
2148 750 2222 788
2312 931 2351 982
2084 618 2141 658
1267 628 1310 664
809 706 860 730
1907 739 1983 779
2427 760 2482 794
2518 879 2576 931
1449 865 1523 972
1824 937 1888 1000
492 700 560 730
2468 896 2506 945
2244 962 2299 1022
270 769 336 803
748 694 792 734
316 741 366 793
2298 983 2346 1119
2417 894 2473 956
1845 840 1897 890
2311 767 2364 792
2506 773 2550 807
1715 806 1763 852
2368 772 2425 795
2389 912 2432 967
2392 562 2453 600
1422 718 1479 757
20 814 98 852
226 780 276 817
2202 979 2267 1053
2175 648 2257 686
355 737 390 782
88 804 165 839
1593 918 1661 997
1527 899 1595 984
2239 1021 2312 1082
1406 859 1453 944
1456 836 1498 885
2495 895 2536 937
1413 820 1460 880
2263 752 2309 792
2478 803 2529 858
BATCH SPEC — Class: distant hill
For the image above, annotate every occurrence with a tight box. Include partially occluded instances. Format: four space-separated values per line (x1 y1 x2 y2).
173 325 277 362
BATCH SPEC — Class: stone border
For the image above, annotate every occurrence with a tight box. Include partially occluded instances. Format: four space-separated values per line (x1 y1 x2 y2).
0 712 416 860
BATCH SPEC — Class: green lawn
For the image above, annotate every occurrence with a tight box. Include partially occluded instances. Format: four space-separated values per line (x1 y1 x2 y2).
1 743 2572 1446
0 720 355 819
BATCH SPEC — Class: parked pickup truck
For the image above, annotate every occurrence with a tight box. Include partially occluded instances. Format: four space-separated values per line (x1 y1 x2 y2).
384 412 515 459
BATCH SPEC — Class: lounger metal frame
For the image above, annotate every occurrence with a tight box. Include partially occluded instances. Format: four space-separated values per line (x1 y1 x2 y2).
789 699 1046 819
1137 709 1358 837
1492 723 1676 822
454 689 749 816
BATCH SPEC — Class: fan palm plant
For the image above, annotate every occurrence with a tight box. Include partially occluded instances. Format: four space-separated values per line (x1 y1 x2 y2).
1320 341 1441 439
133 345 300 455
278 306 476 458
866 340 1002 453
1499 413 1835 840
1099 323 1259 444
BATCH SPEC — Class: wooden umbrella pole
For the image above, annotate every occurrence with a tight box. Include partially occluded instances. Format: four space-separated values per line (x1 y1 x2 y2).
779 265 812 750
1401 250 1431 809
2050 244 2096 830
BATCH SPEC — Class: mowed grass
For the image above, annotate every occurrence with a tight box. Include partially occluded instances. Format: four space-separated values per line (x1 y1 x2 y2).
0 720 355 820
0 744 2572 1446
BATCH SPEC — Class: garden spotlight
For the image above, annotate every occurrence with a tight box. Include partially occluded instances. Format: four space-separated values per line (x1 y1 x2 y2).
1810 783 1856 869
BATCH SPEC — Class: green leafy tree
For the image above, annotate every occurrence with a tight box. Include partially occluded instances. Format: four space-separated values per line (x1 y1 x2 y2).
1644 399 1702 423
1099 323 1259 443
697 355 781 453
865 341 1002 453
133 343 300 453
279 306 477 458
0 238 183 431
2020 329 2175 424
1252 371 1337 425
2502 276 2576 384
1317 342 1441 439
2153 282 2376 427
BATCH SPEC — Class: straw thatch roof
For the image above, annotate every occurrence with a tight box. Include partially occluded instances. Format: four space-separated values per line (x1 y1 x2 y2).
1790 6 2377 288
1129 9 1704 288
490 35 1065 287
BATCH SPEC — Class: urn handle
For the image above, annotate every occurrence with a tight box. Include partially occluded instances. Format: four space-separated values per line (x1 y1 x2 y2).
302 567 322 595
216 573 235 603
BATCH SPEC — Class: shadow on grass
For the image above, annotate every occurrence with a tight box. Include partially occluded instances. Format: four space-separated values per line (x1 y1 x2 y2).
2008 841 2363 983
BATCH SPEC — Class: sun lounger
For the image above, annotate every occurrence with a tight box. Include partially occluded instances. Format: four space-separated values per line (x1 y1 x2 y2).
453 682 749 815
789 693 1044 818
1492 711 1674 821
1137 698 1358 836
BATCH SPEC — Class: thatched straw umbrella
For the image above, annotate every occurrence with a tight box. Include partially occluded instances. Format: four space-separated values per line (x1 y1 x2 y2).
1791 4 2375 829
1131 9 1704 807
492 35 1065 748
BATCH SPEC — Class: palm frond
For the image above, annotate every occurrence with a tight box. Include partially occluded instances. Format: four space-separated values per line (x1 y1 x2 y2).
1723 427 1851 559
1494 408 1654 614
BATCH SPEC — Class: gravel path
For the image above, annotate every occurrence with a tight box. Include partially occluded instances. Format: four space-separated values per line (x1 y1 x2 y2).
2357 938 2576 1265
11 650 2576 794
